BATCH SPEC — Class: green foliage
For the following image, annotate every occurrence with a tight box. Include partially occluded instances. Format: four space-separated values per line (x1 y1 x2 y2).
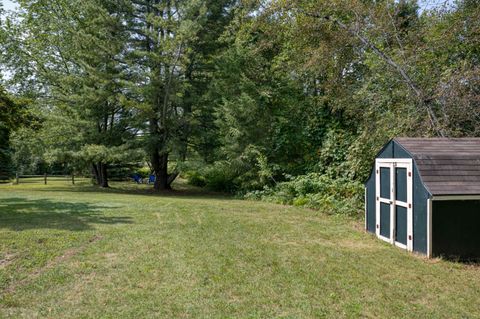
0 127 13 180
185 170 207 187
184 146 281 193
136 167 152 179
245 173 364 215
203 161 239 193
210 34 324 177
184 161 241 192
0 88 30 179
189 0 480 215
2 0 480 213
312 127 356 178
10 127 45 174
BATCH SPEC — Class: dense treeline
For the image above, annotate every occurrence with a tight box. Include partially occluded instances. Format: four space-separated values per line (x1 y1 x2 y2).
1 1 479 212
0 88 18 179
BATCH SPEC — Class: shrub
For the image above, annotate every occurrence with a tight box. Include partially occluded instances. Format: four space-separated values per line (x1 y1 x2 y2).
203 161 239 193
245 173 363 215
184 147 279 193
136 167 151 178
292 196 309 206
185 170 206 187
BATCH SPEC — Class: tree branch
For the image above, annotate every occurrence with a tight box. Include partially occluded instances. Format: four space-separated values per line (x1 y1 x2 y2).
305 12 447 137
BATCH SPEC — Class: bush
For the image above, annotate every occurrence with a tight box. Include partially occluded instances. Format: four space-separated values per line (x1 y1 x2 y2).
184 161 240 192
136 167 152 178
245 173 363 215
184 148 279 193
203 161 239 193
185 170 206 187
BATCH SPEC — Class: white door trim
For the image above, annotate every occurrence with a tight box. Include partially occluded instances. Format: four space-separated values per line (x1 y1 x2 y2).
375 158 413 252
375 161 393 243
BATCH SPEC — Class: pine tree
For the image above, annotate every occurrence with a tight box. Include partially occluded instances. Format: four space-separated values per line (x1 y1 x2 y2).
7 0 140 187
124 0 235 190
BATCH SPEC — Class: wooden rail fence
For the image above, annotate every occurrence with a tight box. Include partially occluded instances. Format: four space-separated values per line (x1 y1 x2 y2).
14 174 76 185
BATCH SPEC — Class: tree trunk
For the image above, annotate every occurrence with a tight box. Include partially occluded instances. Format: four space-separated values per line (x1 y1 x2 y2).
94 162 109 188
152 152 172 190
145 1 180 191
100 163 109 188
92 163 101 185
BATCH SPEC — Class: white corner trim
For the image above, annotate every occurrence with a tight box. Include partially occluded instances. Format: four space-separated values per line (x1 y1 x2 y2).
364 187 367 231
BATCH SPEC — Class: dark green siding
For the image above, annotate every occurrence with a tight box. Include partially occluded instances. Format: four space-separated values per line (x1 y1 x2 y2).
364 140 430 255
378 142 393 158
395 205 407 245
391 143 410 158
365 169 376 233
394 140 429 254
380 167 390 199
380 203 390 238
395 168 407 202
432 200 480 259
412 164 429 254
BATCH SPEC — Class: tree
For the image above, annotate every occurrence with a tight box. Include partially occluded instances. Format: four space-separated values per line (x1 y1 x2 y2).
3 0 239 189
124 0 237 190
5 0 141 187
3 0 480 197
0 89 18 179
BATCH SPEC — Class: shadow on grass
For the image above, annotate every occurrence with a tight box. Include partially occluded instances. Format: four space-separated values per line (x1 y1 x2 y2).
28 183 235 201
436 255 480 265
0 198 133 231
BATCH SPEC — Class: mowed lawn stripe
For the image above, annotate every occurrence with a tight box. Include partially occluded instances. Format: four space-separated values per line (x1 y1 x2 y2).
0 181 480 318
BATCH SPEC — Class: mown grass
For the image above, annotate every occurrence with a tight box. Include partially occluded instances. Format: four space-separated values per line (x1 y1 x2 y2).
0 179 480 318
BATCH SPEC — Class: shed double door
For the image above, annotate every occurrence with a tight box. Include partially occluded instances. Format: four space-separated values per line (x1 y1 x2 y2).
375 159 413 251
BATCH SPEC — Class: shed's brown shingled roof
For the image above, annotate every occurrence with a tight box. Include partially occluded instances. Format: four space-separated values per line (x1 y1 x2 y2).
395 138 480 196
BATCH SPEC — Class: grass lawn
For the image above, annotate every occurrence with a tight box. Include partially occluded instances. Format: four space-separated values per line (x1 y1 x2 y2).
1 179 480 318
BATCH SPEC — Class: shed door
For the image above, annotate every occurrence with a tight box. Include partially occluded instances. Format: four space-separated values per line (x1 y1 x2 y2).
375 159 413 251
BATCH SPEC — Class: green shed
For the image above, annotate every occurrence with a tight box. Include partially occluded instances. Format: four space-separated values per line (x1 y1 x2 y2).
365 138 480 259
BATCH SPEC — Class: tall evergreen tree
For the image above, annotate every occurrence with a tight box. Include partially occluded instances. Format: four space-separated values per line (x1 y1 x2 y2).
5 0 140 187
124 0 237 190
